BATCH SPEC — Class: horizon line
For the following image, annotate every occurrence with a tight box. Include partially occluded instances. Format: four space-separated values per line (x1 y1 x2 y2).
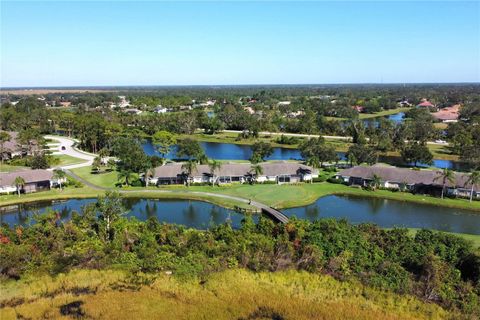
2 81 480 90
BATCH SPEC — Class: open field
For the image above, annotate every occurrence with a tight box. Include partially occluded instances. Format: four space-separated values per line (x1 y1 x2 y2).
0 269 451 320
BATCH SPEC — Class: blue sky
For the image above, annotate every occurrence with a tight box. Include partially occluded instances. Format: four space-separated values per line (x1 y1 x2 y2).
1 1 479 87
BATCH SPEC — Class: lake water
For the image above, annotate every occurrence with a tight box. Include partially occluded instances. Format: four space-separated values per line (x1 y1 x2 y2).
0 199 247 229
1 196 479 234
142 140 465 170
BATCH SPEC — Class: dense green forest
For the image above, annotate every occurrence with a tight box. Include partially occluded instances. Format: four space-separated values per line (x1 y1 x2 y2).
1 85 479 171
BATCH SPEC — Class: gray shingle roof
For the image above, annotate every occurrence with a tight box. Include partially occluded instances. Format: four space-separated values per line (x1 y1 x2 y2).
339 165 478 191
0 170 53 186
153 162 317 178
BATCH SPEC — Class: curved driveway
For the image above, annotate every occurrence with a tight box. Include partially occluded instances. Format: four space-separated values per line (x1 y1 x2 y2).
45 135 95 169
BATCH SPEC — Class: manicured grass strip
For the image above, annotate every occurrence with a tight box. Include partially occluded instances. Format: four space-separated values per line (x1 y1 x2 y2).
53 154 87 166
70 166 118 188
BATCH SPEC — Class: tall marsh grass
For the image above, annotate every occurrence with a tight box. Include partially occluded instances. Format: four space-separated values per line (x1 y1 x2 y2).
1 269 451 320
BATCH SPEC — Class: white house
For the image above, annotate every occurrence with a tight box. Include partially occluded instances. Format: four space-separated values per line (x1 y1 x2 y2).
147 162 318 186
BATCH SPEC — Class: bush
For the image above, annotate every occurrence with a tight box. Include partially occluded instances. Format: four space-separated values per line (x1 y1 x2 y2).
327 177 346 184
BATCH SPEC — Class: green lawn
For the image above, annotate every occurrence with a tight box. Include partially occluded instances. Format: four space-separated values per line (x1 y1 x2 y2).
53 154 87 166
70 166 119 188
0 186 101 206
325 107 411 121
0 164 27 173
407 229 480 249
358 107 411 119
185 182 480 211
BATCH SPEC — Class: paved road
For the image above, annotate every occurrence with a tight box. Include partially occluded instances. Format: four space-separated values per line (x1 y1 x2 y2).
45 135 95 169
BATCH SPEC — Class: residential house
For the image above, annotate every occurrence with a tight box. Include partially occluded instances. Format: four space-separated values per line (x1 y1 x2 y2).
0 131 40 160
336 165 479 199
148 162 318 186
432 104 460 123
416 99 436 110
0 170 66 194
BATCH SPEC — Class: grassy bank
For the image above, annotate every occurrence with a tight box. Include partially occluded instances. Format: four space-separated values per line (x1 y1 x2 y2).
0 269 451 320
179 132 458 161
185 183 480 212
2 181 478 213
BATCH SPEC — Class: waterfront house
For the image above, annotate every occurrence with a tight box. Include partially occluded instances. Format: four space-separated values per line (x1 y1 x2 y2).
0 170 66 194
148 162 318 186
336 165 479 199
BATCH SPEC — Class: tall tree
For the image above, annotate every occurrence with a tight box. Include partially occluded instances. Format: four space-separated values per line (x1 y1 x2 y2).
250 141 273 163
434 168 455 199
52 169 66 190
176 138 205 162
208 160 222 187
401 142 433 167
152 131 176 158
95 191 126 241
14 176 25 197
464 171 480 203
181 160 197 187
250 164 263 182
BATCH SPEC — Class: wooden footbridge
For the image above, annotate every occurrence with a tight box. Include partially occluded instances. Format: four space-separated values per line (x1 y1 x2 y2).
261 207 289 223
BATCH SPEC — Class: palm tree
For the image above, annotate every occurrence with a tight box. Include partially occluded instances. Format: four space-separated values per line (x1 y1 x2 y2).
92 156 102 173
181 160 197 187
143 166 155 187
107 158 116 172
53 169 66 190
434 168 455 199
117 169 135 187
370 174 382 191
465 171 480 203
208 160 222 187
14 176 25 197
250 164 263 183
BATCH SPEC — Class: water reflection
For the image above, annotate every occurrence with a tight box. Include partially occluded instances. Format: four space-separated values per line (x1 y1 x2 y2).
2 196 478 235
142 140 467 170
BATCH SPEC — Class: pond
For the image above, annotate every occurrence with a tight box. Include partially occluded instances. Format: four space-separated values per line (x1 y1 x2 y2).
142 140 466 170
1 196 479 235
0 199 248 229
283 195 480 235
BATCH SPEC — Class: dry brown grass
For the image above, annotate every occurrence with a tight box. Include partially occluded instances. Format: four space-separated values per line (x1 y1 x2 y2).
0 269 451 320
